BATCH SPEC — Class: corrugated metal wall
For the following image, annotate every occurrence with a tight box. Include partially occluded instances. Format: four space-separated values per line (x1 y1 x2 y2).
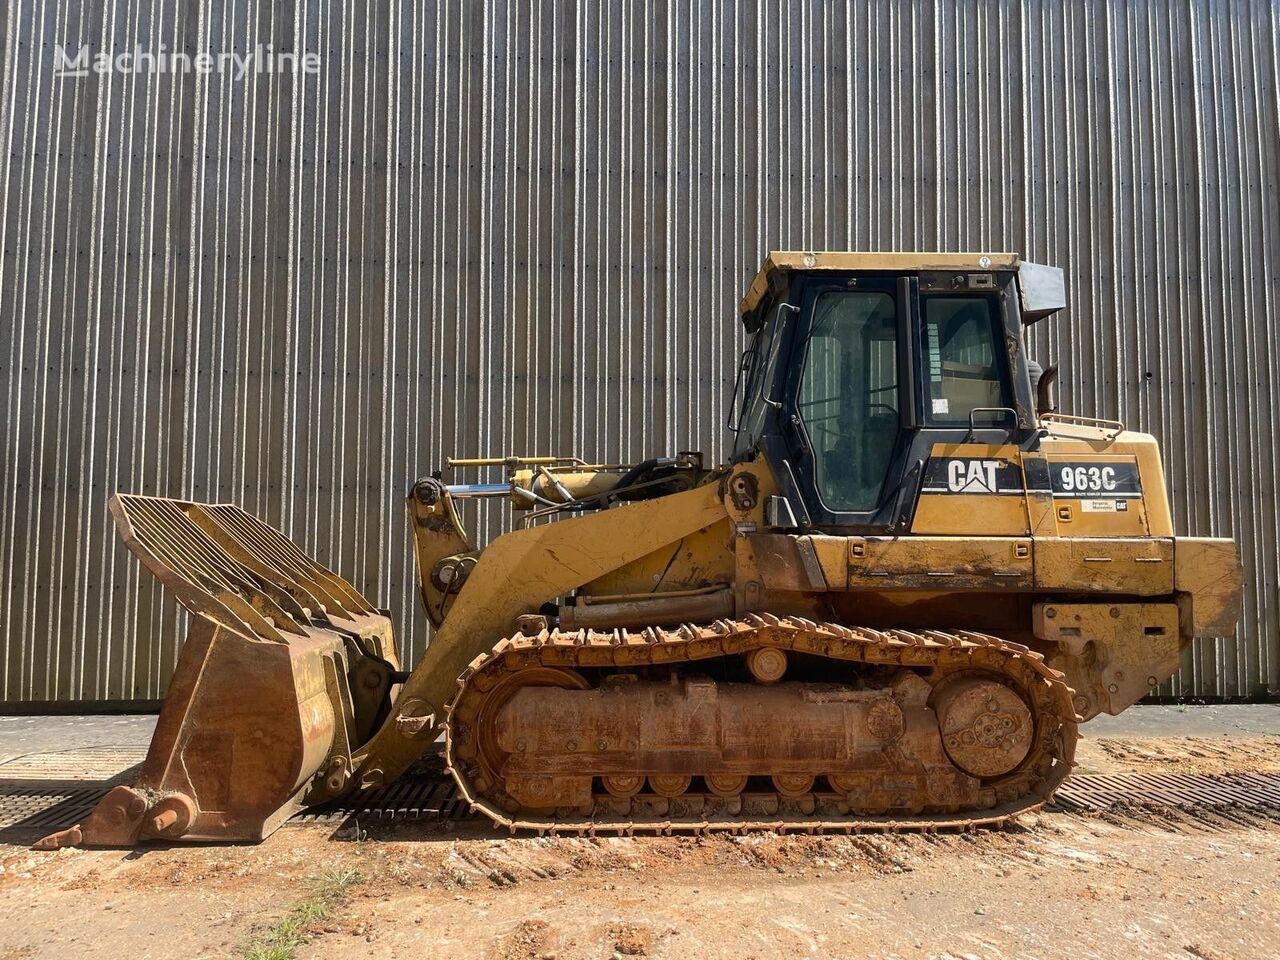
1 0 1276 705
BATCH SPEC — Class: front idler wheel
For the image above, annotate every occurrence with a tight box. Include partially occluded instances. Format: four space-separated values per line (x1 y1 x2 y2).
933 675 1034 779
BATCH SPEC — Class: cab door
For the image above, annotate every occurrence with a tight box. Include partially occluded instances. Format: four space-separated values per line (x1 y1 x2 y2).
779 275 919 531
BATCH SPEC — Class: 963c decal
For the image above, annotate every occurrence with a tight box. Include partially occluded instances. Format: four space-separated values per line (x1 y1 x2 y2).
1048 459 1142 498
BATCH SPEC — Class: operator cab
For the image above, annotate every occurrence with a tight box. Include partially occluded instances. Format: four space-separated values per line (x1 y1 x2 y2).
731 252 1065 533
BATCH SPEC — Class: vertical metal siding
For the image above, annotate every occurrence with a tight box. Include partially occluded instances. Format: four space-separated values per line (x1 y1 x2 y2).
0 0 1276 704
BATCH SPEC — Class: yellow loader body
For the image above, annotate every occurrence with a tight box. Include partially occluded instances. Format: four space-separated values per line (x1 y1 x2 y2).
37 253 1243 846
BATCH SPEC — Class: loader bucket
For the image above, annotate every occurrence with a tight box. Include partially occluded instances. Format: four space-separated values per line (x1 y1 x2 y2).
35 495 399 848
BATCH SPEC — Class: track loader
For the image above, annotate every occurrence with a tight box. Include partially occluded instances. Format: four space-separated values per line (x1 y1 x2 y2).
38 252 1243 846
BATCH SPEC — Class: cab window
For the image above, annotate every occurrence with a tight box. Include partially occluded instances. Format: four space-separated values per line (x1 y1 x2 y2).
922 297 1009 424
731 300 789 457
796 291 898 512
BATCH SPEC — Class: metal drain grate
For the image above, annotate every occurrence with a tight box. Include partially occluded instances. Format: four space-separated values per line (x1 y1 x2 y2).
0 746 146 782
3 765 1279 843
293 756 471 825
0 785 116 844
1052 771 1280 813
0 746 146 843
296 771 1280 827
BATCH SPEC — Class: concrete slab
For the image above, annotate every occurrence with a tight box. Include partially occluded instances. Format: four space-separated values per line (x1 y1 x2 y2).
0 714 157 763
1083 703 1280 737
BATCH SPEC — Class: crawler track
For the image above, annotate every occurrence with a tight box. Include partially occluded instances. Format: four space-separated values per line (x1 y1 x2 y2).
443 616 1080 835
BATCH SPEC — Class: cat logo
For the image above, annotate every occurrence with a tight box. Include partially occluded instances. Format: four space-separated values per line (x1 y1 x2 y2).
947 459 1002 493
921 456 1024 496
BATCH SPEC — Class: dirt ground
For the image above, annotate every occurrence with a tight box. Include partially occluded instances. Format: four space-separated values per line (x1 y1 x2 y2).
1 736 1278 960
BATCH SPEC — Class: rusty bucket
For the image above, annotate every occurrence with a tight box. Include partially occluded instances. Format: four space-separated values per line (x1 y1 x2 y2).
35 495 399 848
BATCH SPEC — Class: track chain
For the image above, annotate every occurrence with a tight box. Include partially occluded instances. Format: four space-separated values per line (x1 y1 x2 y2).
444 615 1079 835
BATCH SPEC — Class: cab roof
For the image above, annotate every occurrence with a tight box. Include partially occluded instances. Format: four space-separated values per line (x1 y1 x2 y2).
739 250 1030 328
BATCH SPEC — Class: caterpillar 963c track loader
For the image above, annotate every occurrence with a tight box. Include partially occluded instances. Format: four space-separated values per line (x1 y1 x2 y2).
39 252 1243 847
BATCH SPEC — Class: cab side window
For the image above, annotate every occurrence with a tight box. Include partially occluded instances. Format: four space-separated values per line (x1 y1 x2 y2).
922 297 1009 423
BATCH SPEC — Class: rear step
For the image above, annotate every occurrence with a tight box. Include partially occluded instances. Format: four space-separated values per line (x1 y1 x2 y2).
35 495 398 848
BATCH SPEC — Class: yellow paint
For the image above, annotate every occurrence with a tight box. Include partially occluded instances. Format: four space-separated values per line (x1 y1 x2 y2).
911 443 1028 536
1043 452 1150 536
1040 426 1173 536
1173 537 1244 636
581 517 734 597
740 250 1020 317
848 536 1033 590
912 494 1029 535
1033 537 1174 595
354 479 730 786
1035 601 1181 718
405 489 472 628
806 535 851 589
